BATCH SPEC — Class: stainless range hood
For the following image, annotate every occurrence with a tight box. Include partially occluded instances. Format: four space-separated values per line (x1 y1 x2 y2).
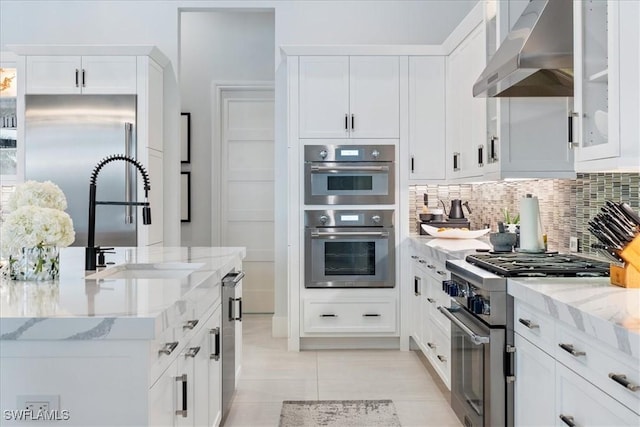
473 0 573 97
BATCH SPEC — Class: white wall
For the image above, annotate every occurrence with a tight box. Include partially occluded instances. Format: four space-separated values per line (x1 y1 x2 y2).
180 10 275 246
0 0 478 336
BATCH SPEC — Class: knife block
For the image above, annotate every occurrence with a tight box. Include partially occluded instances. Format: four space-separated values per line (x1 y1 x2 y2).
611 235 640 288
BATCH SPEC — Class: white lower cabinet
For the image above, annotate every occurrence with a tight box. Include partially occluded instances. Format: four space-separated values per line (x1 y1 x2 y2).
514 332 556 427
513 299 640 426
410 250 451 389
557 363 639 426
149 304 222 427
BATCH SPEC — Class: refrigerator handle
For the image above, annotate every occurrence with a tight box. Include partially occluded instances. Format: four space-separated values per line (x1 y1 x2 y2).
125 122 135 224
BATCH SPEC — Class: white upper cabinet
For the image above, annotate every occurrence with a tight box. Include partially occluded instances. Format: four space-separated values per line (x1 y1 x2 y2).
446 22 487 181
482 0 575 180
26 55 137 94
574 0 640 171
299 56 400 139
408 56 446 182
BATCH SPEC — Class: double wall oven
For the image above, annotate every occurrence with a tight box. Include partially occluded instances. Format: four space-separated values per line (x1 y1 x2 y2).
303 144 396 289
442 253 610 427
304 209 395 288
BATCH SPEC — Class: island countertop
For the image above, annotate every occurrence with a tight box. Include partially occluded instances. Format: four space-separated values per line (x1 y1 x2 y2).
0 246 245 341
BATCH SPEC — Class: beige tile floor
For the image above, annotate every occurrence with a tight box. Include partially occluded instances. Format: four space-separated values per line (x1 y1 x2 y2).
223 314 461 427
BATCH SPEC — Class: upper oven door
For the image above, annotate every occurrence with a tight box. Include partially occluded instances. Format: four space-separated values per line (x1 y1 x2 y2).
304 227 395 288
304 162 395 204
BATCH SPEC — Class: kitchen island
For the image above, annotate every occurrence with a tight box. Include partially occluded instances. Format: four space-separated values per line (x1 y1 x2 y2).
0 246 245 426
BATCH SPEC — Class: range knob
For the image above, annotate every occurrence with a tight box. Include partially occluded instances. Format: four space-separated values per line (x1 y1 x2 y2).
371 149 380 159
319 150 328 159
319 215 329 225
371 215 381 224
448 283 459 297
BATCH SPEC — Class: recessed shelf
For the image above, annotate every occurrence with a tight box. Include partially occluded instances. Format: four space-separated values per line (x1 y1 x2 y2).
588 69 608 83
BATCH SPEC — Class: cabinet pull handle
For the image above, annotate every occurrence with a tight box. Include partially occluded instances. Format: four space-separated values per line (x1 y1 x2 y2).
558 343 586 357
209 327 220 361
411 155 415 173
175 374 188 418
559 415 576 427
183 319 199 330
608 373 639 392
427 298 436 304
426 264 435 269
489 136 498 162
351 114 355 131
518 318 539 329
437 355 447 363
158 341 179 356
411 255 419 259
363 313 381 317
320 314 337 318
436 270 446 276
82 69 86 87
414 277 421 296
75 69 79 87
427 342 436 349
345 114 349 131
453 152 460 171
477 145 484 167
185 346 201 358
418 259 426 264
568 112 579 149
232 297 243 322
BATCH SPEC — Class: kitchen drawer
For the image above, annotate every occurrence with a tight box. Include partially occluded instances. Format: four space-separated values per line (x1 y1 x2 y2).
424 323 451 389
555 322 640 415
514 299 556 356
426 286 451 335
556 362 640 425
302 298 396 334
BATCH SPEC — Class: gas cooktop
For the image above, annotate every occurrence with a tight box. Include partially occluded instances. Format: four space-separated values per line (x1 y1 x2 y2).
465 252 610 278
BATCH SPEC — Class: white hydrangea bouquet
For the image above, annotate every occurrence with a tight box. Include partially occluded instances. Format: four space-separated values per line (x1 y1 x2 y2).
1 180 75 281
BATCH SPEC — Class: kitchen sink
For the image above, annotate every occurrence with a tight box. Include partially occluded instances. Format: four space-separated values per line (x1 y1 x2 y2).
86 262 205 280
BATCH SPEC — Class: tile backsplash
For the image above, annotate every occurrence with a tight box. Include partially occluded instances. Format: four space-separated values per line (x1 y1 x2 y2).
410 173 639 255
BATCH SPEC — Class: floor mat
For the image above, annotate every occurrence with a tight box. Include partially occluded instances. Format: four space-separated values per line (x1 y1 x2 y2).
279 399 401 426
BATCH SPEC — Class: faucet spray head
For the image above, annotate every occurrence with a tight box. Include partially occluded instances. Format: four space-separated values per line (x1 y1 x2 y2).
143 204 152 225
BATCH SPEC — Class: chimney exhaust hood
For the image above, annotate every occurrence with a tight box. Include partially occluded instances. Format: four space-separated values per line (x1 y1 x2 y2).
473 0 573 98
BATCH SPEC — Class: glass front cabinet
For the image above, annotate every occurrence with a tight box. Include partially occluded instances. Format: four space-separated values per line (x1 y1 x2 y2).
0 52 19 184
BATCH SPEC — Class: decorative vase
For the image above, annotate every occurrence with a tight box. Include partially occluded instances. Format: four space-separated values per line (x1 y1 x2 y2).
9 245 60 281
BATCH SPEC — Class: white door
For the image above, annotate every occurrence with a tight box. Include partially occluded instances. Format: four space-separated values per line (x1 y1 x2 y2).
220 88 275 313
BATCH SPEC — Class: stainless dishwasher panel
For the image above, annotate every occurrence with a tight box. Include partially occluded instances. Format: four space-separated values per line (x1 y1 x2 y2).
221 270 244 425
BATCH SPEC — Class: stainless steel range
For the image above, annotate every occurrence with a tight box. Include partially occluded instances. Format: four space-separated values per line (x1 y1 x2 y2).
442 253 609 427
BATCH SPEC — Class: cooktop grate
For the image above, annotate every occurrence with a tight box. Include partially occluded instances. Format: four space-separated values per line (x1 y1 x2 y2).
465 253 610 277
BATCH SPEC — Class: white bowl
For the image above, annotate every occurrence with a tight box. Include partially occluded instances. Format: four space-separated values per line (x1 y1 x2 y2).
421 224 490 239
594 110 608 139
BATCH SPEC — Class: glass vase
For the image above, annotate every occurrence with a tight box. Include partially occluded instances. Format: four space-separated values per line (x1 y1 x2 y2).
9 245 60 281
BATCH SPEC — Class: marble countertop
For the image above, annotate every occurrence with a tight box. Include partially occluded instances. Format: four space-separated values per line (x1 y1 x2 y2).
508 277 640 359
0 246 245 341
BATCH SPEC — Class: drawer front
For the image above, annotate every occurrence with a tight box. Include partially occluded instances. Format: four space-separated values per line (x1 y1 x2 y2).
556 322 640 415
425 324 451 389
303 299 396 334
556 362 640 425
514 299 556 356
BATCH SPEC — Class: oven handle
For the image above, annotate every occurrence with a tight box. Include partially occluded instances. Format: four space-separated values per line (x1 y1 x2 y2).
310 165 390 173
311 231 390 238
437 306 490 345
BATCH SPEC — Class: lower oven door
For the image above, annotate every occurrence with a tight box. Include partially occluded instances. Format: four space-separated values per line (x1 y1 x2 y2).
305 227 395 288
438 303 506 427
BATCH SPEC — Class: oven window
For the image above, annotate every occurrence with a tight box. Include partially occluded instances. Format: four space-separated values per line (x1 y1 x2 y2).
324 242 375 276
327 175 373 191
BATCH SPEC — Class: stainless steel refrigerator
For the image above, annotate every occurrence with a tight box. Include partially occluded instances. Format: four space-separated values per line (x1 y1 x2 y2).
25 95 138 247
